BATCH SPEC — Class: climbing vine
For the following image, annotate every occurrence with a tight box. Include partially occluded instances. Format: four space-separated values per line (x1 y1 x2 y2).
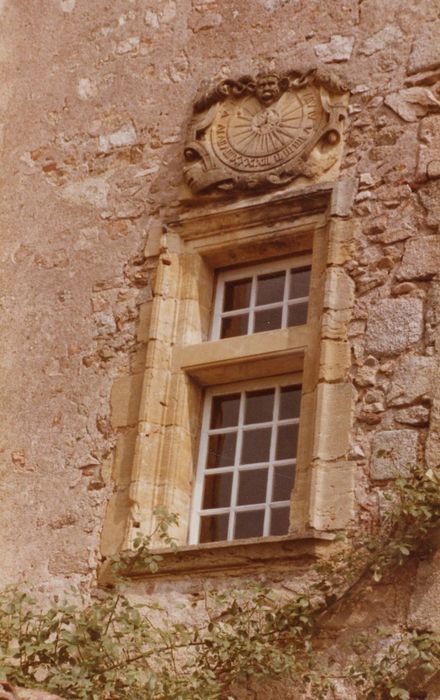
1 466 440 699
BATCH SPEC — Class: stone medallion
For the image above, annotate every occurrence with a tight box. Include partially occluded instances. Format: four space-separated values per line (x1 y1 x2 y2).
184 68 348 195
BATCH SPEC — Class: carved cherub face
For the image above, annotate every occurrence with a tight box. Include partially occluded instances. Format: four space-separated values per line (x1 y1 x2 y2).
255 74 281 106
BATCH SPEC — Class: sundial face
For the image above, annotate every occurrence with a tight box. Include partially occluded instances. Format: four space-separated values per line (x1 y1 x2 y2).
210 87 323 174
183 70 347 194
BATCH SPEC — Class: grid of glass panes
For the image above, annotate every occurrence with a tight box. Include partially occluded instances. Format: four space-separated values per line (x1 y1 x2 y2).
189 380 301 544
211 257 311 340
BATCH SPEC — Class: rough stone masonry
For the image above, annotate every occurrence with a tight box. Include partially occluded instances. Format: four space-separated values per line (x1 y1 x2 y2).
1 0 440 698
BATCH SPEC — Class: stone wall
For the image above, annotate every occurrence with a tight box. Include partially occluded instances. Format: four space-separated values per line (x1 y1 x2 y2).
1 0 440 696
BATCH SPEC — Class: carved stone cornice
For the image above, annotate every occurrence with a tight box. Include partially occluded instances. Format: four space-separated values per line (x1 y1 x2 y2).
184 67 349 195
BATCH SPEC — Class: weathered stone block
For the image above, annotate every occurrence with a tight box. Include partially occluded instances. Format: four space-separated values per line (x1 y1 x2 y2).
408 22 440 74
311 461 355 530
110 373 143 428
319 339 350 381
370 429 418 479
388 354 435 406
408 550 440 630
314 383 355 461
314 35 354 63
365 297 424 356
397 236 440 280
324 268 355 311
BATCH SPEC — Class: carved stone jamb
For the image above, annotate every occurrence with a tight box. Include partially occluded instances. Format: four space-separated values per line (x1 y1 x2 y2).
183 67 349 196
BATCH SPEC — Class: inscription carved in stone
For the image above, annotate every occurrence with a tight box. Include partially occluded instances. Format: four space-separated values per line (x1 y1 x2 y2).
184 68 348 194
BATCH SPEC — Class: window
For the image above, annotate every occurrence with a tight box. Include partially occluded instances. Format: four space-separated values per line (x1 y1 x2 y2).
189 377 302 544
102 183 357 572
212 257 311 340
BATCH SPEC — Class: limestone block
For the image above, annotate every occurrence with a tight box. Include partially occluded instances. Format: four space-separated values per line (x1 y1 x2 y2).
313 383 355 461
370 429 418 479
426 398 440 469
148 297 178 342
418 180 440 228
112 428 137 485
136 301 153 342
110 373 143 428
395 405 430 426
365 297 424 356
323 268 355 311
327 219 356 265
397 236 440 280
330 178 358 217
388 354 435 406
408 22 440 74
314 35 354 63
319 339 350 381
322 308 352 340
408 550 440 630
417 116 440 182
385 87 440 123
359 25 404 56
311 461 355 530
354 356 379 387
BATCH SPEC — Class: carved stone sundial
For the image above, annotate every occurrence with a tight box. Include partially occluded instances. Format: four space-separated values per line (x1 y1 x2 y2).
184 69 348 194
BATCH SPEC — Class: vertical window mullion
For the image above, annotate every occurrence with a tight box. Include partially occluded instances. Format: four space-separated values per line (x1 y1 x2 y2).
190 392 214 544
263 384 280 537
228 390 245 540
281 269 290 329
248 274 258 335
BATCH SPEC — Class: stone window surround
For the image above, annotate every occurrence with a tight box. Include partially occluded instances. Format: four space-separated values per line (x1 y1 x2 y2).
101 179 358 580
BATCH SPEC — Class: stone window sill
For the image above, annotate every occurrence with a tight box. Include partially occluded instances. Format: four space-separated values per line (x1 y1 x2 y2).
100 532 336 584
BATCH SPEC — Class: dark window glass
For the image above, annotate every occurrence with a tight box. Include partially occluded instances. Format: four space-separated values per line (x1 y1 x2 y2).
276 424 299 461
202 473 233 509
237 469 268 505
221 314 249 338
244 388 274 425
289 267 311 299
206 433 237 469
253 307 282 333
200 513 229 543
287 301 308 327
223 278 252 311
270 507 290 536
256 271 285 306
210 393 240 429
234 510 265 539
279 385 301 420
241 428 272 464
272 465 295 502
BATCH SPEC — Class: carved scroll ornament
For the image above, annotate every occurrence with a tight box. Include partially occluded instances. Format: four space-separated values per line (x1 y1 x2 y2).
184 68 348 194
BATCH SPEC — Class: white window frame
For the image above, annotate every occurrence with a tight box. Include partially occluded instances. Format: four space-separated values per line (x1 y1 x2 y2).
189 373 302 545
210 254 312 341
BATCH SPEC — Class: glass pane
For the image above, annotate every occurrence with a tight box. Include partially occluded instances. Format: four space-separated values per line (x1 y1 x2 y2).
200 513 229 543
253 307 282 333
234 510 265 539
270 507 290 536
221 314 249 339
241 428 272 464
279 385 301 420
244 388 274 425
276 424 299 461
287 300 308 327
289 267 311 299
206 433 237 469
237 469 268 505
223 278 252 311
210 393 240 429
202 473 233 509
272 465 295 501
256 271 285 306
